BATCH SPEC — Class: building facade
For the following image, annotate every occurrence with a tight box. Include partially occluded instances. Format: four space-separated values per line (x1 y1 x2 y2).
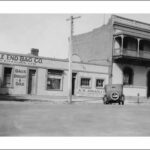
1 15 150 100
73 15 150 98
0 49 109 99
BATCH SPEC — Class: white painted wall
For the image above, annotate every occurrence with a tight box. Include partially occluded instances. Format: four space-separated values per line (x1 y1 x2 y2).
37 68 68 97
123 86 147 97
0 59 148 98
112 63 148 97
72 62 109 74
75 72 109 97
112 63 123 84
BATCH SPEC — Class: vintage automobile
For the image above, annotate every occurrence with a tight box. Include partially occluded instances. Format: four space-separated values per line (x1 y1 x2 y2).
103 84 125 105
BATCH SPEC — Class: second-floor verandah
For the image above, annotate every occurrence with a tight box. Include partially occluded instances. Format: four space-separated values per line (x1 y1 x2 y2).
113 34 150 60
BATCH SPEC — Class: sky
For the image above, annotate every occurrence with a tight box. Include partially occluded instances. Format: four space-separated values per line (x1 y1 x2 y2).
1 14 150 59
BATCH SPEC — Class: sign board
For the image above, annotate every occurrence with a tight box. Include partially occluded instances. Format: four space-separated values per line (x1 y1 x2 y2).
0 52 68 69
0 53 42 66
76 88 105 97
13 66 27 94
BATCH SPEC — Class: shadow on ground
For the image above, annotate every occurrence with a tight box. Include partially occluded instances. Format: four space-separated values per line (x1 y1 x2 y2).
0 94 28 102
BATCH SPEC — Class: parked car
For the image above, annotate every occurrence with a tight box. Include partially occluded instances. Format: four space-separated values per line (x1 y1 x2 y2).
103 84 125 105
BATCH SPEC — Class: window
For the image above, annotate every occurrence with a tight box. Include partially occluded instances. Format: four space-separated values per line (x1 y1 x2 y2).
47 78 61 90
96 79 104 88
3 67 13 88
123 67 133 85
80 78 91 87
47 69 63 90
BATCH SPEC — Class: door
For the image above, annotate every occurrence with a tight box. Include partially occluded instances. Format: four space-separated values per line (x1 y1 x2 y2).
72 73 77 95
28 69 37 94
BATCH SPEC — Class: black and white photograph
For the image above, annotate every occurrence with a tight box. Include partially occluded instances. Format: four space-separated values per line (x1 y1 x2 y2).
1 13 150 136
0 1 150 149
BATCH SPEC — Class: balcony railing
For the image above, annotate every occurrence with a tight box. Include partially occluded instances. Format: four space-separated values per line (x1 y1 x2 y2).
113 48 150 60
139 50 150 59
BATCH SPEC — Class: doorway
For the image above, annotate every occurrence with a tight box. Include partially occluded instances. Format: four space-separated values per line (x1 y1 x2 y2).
147 71 150 97
72 73 77 95
28 69 37 95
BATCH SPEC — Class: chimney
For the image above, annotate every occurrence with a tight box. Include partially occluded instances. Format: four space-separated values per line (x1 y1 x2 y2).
31 48 39 56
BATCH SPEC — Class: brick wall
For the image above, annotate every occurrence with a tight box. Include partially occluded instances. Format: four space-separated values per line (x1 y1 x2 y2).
72 24 113 65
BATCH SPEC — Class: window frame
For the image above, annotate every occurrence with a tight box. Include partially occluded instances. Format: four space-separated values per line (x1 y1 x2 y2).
95 78 105 89
2 66 14 88
80 77 92 88
46 69 63 91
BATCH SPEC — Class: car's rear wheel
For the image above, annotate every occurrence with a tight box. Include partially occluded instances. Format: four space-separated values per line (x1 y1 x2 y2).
103 95 107 104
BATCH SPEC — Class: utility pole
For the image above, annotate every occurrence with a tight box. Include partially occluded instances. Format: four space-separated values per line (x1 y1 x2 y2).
66 15 81 104
103 14 106 25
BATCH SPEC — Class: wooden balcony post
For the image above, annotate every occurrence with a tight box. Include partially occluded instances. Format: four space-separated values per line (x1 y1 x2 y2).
113 36 115 53
121 35 124 55
137 38 141 57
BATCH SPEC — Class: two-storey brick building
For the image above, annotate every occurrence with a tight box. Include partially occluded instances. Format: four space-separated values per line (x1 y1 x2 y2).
73 15 150 98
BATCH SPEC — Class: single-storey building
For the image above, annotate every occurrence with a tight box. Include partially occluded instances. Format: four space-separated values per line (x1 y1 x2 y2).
0 48 109 99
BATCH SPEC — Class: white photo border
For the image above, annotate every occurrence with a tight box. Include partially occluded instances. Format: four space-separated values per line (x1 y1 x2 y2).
0 1 150 149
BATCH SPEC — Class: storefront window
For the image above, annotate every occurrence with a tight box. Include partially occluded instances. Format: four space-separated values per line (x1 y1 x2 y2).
47 69 63 90
80 78 91 87
96 79 104 88
3 67 13 88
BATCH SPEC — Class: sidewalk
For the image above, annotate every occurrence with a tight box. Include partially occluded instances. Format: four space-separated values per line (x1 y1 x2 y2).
0 94 102 103
0 94 150 104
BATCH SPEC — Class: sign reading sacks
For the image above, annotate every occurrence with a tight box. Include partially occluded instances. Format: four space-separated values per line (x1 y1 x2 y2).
13 66 27 94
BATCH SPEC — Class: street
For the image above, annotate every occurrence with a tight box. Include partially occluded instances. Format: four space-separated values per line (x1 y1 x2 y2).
0 101 150 136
